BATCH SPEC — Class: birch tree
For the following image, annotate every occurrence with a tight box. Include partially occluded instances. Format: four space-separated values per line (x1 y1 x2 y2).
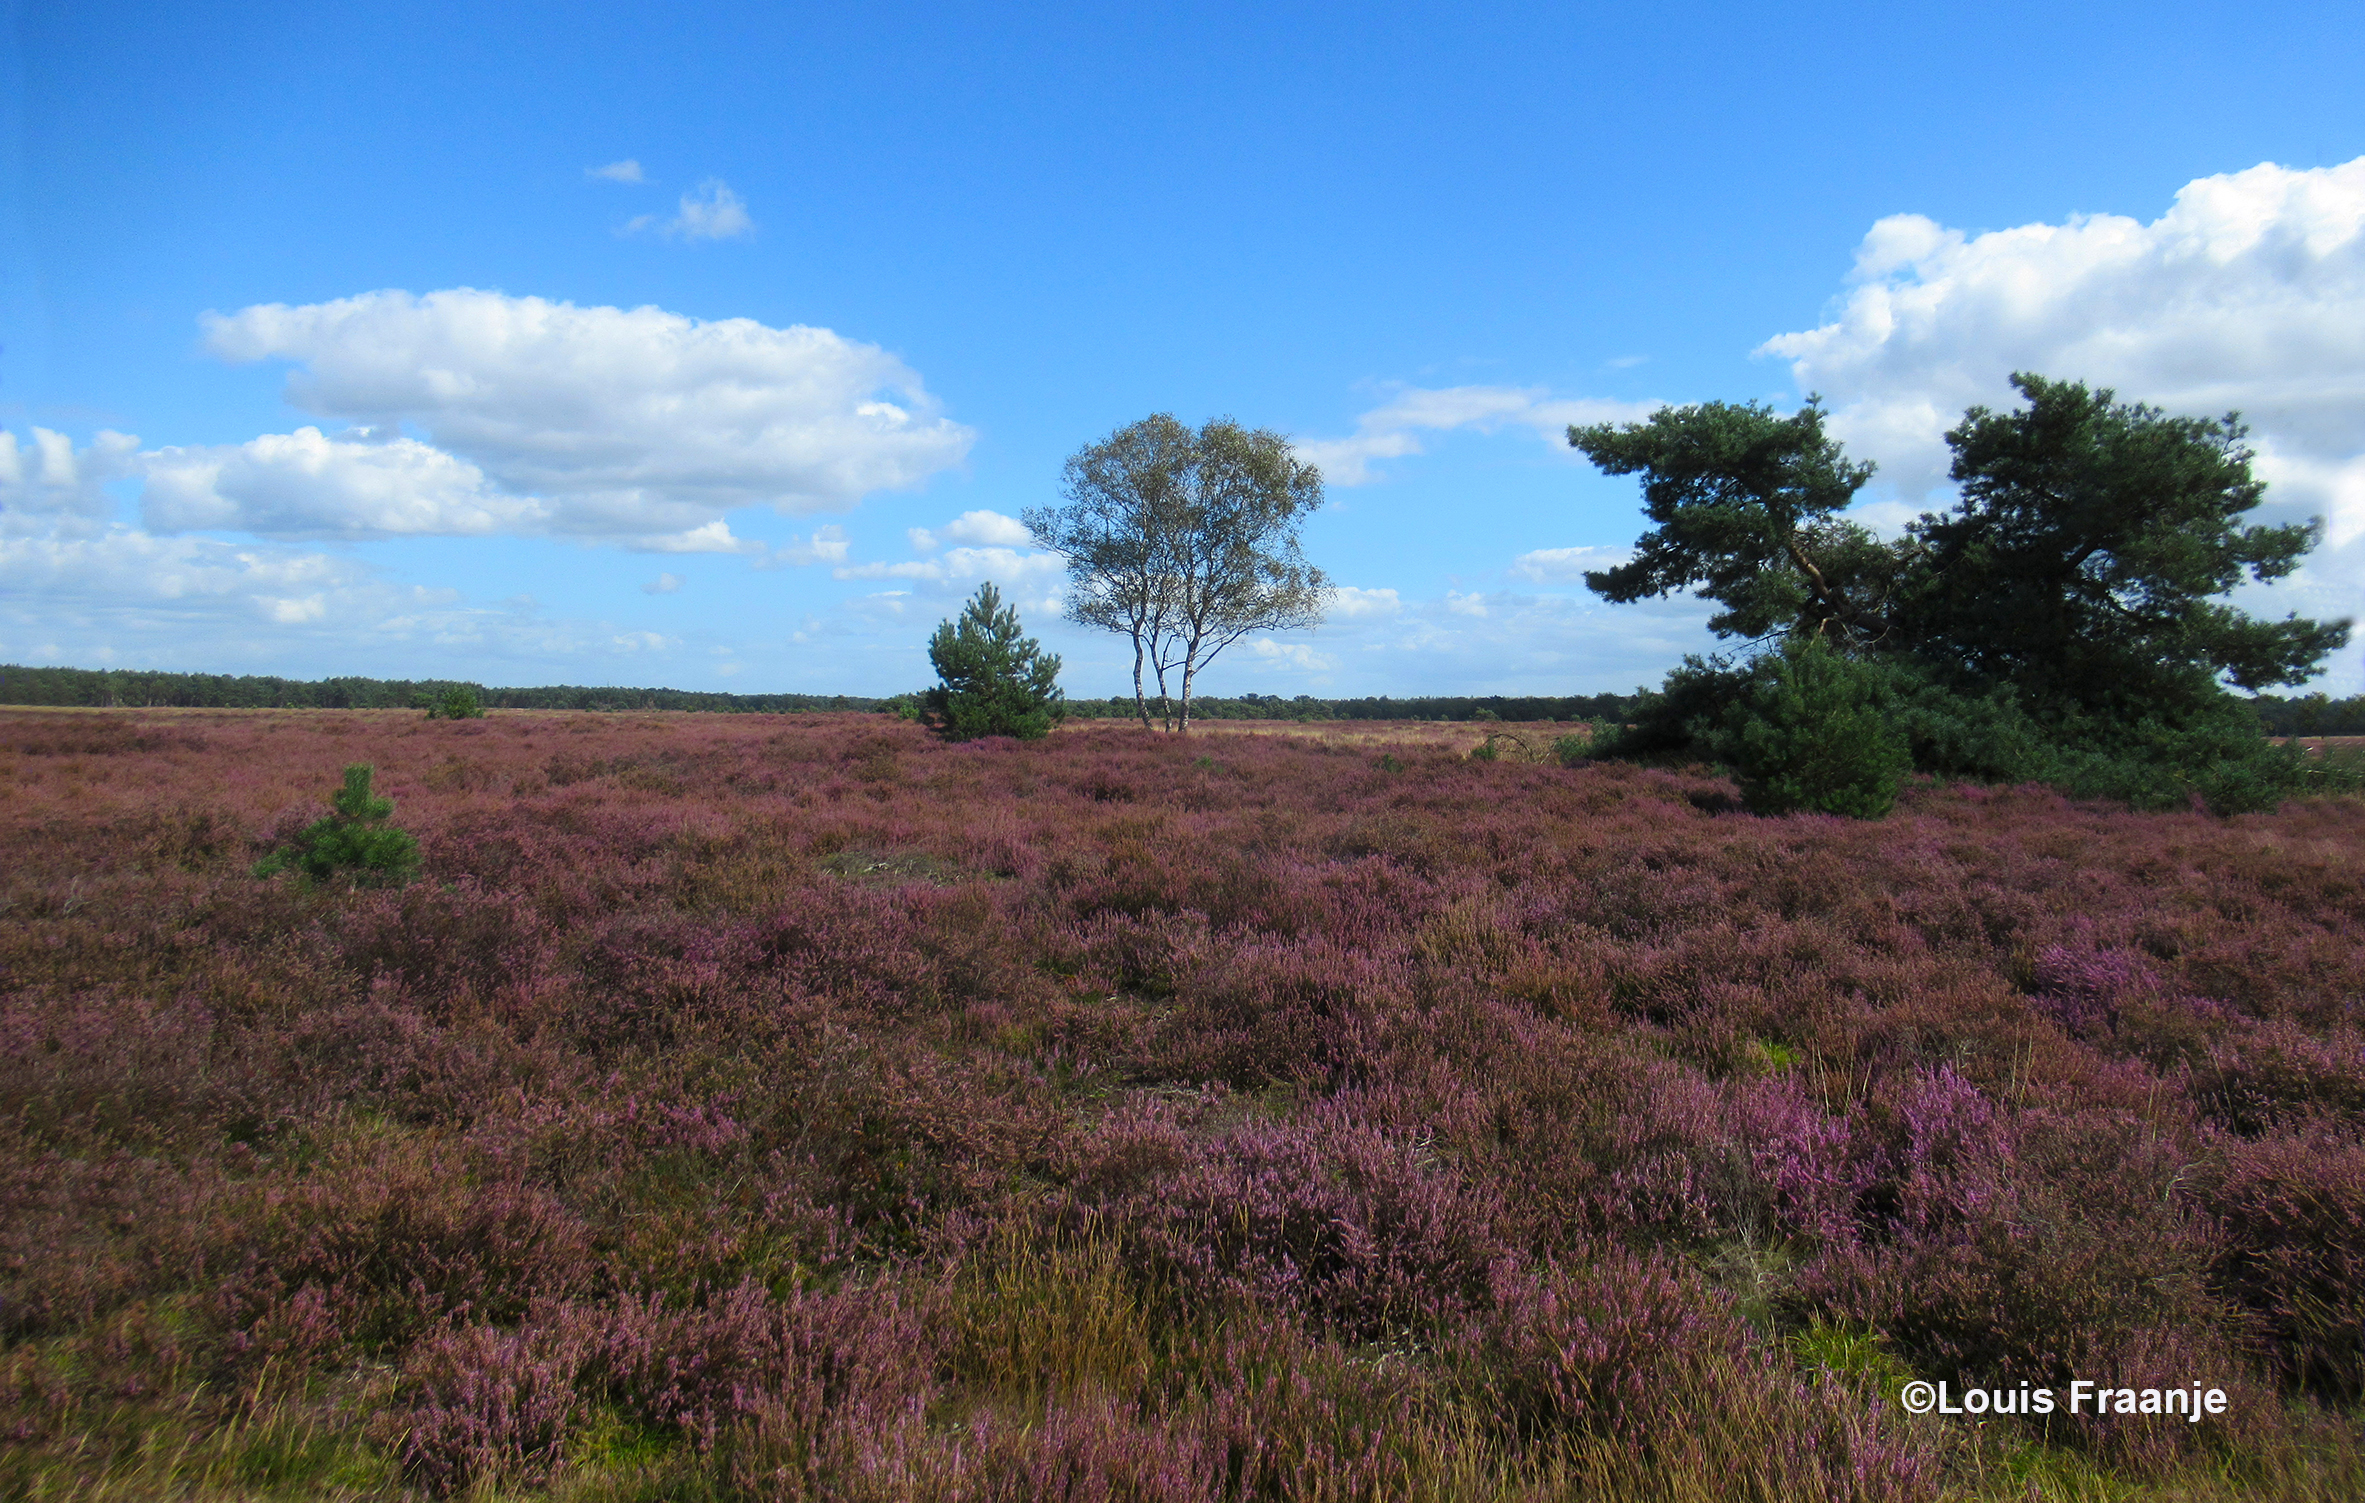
1026 414 1329 732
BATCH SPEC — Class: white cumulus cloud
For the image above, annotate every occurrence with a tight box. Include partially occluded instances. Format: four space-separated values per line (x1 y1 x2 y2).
1327 585 1401 619
0 428 141 523
908 509 1033 552
186 288 972 540
758 523 852 568
0 525 384 629
587 159 647 184
832 512 1057 595
626 519 757 554
833 545 1060 586
1299 386 1659 485
1761 156 2365 547
143 427 550 539
1510 544 1629 584
1248 638 1335 673
625 179 754 241
0 486 801 679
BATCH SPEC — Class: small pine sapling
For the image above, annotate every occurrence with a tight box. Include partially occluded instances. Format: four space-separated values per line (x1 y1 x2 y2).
924 582 1066 741
253 763 421 886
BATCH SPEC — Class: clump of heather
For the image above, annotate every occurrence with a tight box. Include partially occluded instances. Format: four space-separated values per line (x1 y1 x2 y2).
0 706 2359 1499
2194 1120 2365 1401
1071 1096 1507 1339
384 1278 949 1493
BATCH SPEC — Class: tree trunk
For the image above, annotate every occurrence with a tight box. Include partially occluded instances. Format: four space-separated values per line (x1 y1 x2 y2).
1129 630 1155 731
1149 655 1176 733
1785 534 1882 642
1178 654 1196 734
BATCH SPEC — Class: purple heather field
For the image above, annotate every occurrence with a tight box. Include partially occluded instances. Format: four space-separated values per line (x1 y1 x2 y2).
1 708 2360 1500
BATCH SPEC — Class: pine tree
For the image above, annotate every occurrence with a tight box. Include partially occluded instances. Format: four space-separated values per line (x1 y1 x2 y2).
1706 638 1911 817
252 764 421 886
924 583 1066 741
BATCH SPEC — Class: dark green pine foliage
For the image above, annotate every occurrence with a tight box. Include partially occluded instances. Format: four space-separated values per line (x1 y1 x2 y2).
1895 376 2347 813
924 583 1066 741
421 684 485 719
1905 373 2347 716
1569 398 1892 646
1702 638 1912 818
253 764 421 886
1571 374 2353 816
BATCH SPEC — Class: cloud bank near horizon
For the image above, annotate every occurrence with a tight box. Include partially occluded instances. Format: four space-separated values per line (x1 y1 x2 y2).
8 158 2362 693
0 291 982 676
169 289 972 543
1298 385 1659 486
1762 157 2365 547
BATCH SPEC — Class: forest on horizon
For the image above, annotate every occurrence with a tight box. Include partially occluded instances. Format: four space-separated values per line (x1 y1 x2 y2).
0 663 1652 728
6 661 2361 736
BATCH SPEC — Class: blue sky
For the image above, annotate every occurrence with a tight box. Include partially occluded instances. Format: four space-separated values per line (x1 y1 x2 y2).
5 0 2362 697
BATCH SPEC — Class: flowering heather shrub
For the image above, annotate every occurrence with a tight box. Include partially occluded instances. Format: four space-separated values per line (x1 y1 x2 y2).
0 1144 214 1345
385 1277 952 1493
273 988 575 1129
1800 1068 2251 1468
903 1395 1239 1502
386 1315 593 1492
211 1128 599 1365
1438 1250 1946 1500
1459 1248 1752 1443
0 990 231 1150
2195 1122 2365 1400
1075 1099 1506 1338
0 714 209 757
1155 935 1409 1087
0 707 2359 1497
2029 942 2166 1039
2193 1018 2365 1133
329 879 553 1011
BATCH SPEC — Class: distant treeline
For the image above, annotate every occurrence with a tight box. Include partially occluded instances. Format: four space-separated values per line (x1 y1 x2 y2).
11 662 2355 733
2248 692 2365 736
1060 692 1643 723
0 665 880 714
